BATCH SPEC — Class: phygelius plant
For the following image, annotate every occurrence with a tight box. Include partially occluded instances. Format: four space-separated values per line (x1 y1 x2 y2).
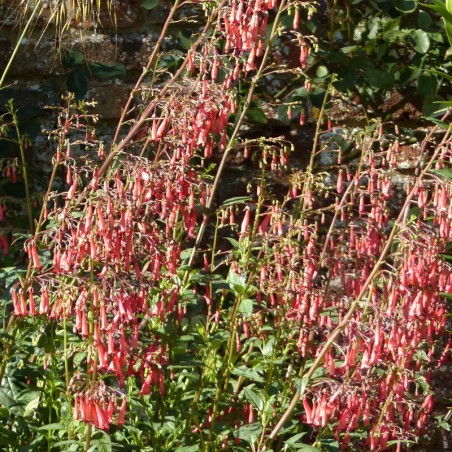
1 0 451 450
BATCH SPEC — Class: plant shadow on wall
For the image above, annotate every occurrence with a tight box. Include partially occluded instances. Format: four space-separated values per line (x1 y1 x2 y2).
0 0 452 451
63 48 127 100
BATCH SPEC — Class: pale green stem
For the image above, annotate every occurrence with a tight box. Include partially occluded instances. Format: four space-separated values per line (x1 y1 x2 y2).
0 0 43 89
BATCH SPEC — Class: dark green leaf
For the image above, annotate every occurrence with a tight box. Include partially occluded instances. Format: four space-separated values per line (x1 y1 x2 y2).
157 53 184 70
177 30 193 51
420 1 452 23
422 95 447 116
370 0 394 11
289 87 310 99
277 105 290 124
320 438 340 452
364 68 395 89
417 72 438 98
0 374 23 410
141 0 160 9
88 63 127 80
67 69 89 99
418 11 433 29
393 0 417 13
63 49 85 67
309 89 327 108
247 107 268 124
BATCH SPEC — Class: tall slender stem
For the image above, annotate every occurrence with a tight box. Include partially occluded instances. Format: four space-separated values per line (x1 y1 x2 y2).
9 102 34 233
0 0 43 89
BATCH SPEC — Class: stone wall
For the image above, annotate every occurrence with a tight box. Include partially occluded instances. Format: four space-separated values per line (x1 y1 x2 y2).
0 0 199 187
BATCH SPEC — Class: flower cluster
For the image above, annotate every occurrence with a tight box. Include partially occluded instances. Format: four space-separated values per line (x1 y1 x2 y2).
234 130 452 449
7 0 451 449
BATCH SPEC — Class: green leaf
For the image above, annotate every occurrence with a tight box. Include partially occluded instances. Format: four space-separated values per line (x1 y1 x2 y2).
431 168 452 179
294 376 309 396
88 62 127 80
63 48 85 67
409 29 430 53
277 105 290 124
364 68 395 89
243 387 264 411
428 114 452 129
371 0 394 11
297 446 322 451
0 374 23 410
320 438 340 452
234 423 262 442
141 0 160 9
239 298 254 316
420 1 452 23
445 19 452 47
447 0 452 13
67 69 89 99
316 65 329 78
422 95 447 116
393 0 417 13
285 432 308 445
157 53 184 70
232 366 265 383
0 266 26 286
418 11 433 29
341 45 358 54
262 337 274 356
53 440 83 448
222 196 252 207
417 72 438 98
383 29 406 42
38 423 66 431
428 69 452 84
225 237 240 249
288 87 310 99
177 30 193 51
247 107 268 124
228 271 247 294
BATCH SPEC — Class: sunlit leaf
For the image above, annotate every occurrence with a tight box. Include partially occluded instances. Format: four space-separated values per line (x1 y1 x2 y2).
243 387 264 411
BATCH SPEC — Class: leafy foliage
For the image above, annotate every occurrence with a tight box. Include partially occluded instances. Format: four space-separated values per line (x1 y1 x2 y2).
0 0 451 451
